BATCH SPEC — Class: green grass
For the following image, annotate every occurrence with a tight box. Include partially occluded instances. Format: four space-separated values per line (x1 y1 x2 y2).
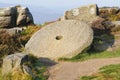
59 48 120 61
80 64 120 80
25 54 49 80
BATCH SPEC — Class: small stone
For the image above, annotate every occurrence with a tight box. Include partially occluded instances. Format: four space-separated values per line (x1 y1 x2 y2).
22 65 34 77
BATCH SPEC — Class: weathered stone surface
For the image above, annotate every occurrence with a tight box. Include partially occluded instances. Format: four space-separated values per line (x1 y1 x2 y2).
60 4 99 23
0 7 16 28
2 53 28 76
0 17 11 27
0 5 34 28
0 27 26 35
25 20 93 60
22 65 34 77
0 7 16 16
17 6 34 26
91 17 105 29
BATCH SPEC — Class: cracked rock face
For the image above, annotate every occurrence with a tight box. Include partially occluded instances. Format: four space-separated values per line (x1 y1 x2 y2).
16 6 34 26
0 6 34 28
25 20 93 60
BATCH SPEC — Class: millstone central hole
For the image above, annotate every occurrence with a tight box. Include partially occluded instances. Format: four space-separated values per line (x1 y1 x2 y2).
56 36 63 40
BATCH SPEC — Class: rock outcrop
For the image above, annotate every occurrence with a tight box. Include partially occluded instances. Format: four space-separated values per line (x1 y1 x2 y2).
2 53 33 77
60 4 120 36
16 6 34 26
25 20 93 60
0 5 34 28
0 7 16 28
99 7 120 21
60 4 99 23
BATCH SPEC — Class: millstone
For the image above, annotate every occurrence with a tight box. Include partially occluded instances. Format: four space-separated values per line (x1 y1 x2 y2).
25 20 93 60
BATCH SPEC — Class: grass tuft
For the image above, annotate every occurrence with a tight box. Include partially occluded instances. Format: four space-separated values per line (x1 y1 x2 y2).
80 64 120 80
59 48 120 62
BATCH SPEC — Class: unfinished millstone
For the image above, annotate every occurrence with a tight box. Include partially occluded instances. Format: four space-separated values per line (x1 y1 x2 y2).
60 4 99 23
25 20 93 60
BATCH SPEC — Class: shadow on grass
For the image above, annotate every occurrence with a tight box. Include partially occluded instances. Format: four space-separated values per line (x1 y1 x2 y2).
89 28 116 52
38 58 57 67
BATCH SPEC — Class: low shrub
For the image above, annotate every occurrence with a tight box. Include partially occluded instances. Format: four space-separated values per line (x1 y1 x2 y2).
18 25 41 46
0 30 21 58
2 70 33 80
0 25 41 59
99 9 120 21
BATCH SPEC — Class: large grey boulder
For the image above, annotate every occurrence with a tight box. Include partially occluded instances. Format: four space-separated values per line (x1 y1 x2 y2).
16 6 34 26
0 7 17 28
2 53 31 76
25 20 93 60
0 5 34 28
60 4 99 23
